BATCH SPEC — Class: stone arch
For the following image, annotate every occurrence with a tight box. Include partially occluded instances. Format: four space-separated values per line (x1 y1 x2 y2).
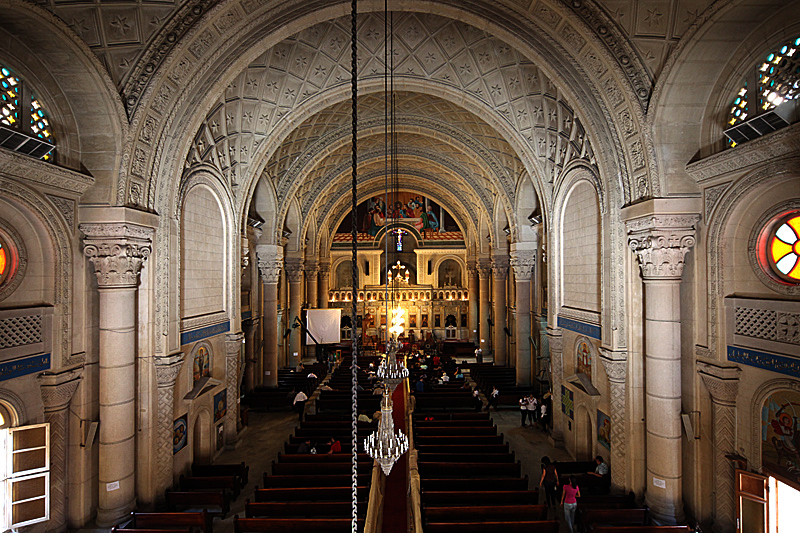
434 256 467 288
0 389 28 426
550 165 607 331
749 378 800 471
123 1 650 236
0 176 73 367
177 167 239 331
575 403 595 462
246 176 279 245
191 407 213 466
650 1 800 194
704 158 800 354
2 0 126 204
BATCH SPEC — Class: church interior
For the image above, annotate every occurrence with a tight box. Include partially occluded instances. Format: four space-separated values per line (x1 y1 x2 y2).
1 0 800 532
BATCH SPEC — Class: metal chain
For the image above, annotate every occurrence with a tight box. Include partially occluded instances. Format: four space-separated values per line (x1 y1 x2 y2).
349 0 359 530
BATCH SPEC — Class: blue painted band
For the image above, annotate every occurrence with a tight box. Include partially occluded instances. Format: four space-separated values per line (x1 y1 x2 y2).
0 353 50 382
181 321 230 345
557 316 601 340
727 345 800 378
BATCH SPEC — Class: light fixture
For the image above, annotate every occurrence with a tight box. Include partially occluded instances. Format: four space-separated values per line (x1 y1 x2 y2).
528 207 542 226
503 224 511 236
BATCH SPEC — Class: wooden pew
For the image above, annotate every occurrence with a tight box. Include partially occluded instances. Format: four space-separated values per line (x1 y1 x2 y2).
421 477 528 491
425 504 547 522
415 426 498 436
164 490 230 518
113 528 190 533
271 460 373 475
422 490 539 505
179 475 241 499
418 453 515 463
425 520 559 533
126 511 212 533
277 453 372 463
234 516 363 533
593 526 692 533
261 473 371 488
191 462 249 485
253 487 369 502
582 509 649 532
418 461 521 477
245 501 362 518
415 434 504 445
577 492 637 508
416 443 510 454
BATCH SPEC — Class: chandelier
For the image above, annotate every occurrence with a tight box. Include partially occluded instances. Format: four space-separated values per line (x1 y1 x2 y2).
365 319 409 475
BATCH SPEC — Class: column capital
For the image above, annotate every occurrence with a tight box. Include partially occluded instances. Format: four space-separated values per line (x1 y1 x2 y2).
38 365 83 412
626 214 699 280
318 261 331 279
546 327 563 352
225 332 245 358
509 248 536 279
285 258 304 283
491 256 509 280
599 348 628 383
477 262 492 280
81 222 154 288
256 244 283 284
698 361 742 406
154 353 185 388
304 260 320 275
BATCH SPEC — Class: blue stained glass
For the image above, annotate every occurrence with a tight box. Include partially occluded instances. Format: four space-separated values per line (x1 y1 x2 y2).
0 68 7 76
768 53 775 61
782 46 788 54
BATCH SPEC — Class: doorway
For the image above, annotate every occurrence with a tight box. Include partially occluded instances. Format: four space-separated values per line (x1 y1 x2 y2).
576 406 593 461
736 470 800 532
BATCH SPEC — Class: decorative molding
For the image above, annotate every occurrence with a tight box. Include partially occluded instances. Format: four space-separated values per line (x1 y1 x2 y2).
626 214 699 280
154 353 185 388
225 332 244 437
727 297 800 356
180 311 229 333
284 259 304 283
491 257 509 280
727 345 800 379
698 361 741 406
0 218 28 303
154 352 185 496
180 320 230 345
0 148 94 196
38 365 83 412
686 123 800 183
0 353 51 382
82 235 153 289
703 182 730 222
509 249 536 279
557 315 601 340
45 195 76 232
599 347 627 491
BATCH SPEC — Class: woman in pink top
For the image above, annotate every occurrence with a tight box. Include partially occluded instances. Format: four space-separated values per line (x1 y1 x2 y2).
560 475 581 533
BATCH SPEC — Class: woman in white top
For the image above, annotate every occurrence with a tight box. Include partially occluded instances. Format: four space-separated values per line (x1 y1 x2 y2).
519 396 530 426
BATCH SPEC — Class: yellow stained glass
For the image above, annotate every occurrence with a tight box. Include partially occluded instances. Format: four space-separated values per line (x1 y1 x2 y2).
788 260 800 281
787 215 800 236
0 246 6 276
771 238 793 263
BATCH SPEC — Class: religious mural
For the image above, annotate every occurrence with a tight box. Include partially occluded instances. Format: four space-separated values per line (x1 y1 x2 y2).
597 410 611 450
336 193 462 238
762 389 800 484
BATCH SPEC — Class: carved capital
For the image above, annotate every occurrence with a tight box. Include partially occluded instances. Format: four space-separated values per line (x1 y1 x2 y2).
626 214 699 280
318 262 331 281
256 244 283 284
599 348 628 383
285 259 304 283
81 223 154 288
477 264 492 280
225 332 245 358
547 327 563 353
491 257 509 280
510 249 536 279
38 366 83 412
154 353 185 388
304 260 320 276
698 361 742 406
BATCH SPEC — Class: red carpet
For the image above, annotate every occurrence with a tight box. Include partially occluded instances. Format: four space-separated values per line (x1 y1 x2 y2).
382 381 408 532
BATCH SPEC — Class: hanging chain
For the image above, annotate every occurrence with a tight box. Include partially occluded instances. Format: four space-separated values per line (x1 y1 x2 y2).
349 0 359 530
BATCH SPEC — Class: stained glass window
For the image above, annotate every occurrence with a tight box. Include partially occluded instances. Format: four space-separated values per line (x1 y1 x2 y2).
0 240 6 285
0 64 54 161
727 37 800 147
768 212 800 283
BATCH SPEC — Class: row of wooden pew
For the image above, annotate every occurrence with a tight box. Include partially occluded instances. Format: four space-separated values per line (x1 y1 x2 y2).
243 363 328 411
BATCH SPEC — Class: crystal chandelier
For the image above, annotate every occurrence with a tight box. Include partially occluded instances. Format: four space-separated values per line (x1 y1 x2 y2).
365 333 409 475
379 307 409 391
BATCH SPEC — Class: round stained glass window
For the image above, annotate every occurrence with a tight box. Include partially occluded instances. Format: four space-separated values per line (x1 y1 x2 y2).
762 211 800 284
0 237 8 286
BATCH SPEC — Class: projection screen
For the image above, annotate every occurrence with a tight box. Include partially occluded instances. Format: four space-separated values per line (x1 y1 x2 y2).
305 309 342 344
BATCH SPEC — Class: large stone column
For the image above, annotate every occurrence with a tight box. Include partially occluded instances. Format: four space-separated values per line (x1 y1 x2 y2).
627 211 698 525
599 348 628 491
510 245 536 386
153 354 184 497
257 245 282 387
81 221 153 526
467 261 479 345
546 326 564 447
242 319 258 394
38 366 83 533
477 262 492 356
285 259 304 367
318 262 331 309
491 256 509 366
698 362 741 533
225 332 245 441
305 260 319 308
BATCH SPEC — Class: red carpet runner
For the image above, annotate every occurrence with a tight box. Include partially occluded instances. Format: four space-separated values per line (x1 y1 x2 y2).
382 381 408 532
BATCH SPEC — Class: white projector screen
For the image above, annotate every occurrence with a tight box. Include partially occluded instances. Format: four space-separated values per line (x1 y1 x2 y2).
306 309 341 344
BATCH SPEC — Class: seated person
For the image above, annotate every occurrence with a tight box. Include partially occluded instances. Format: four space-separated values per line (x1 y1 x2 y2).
297 438 312 454
327 437 342 454
588 455 610 477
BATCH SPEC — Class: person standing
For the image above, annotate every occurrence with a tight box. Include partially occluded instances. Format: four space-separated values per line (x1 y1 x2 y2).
472 388 482 411
529 395 539 425
487 386 499 411
539 401 548 429
539 456 559 508
293 389 308 421
560 475 581 533
519 395 530 426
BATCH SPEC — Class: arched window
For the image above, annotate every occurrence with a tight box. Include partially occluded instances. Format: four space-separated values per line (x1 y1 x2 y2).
727 37 800 146
0 64 55 161
763 211 800 283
